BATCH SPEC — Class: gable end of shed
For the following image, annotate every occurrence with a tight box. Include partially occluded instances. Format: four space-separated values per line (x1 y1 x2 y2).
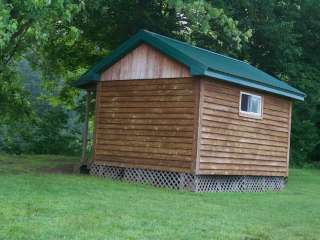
100 43 192 81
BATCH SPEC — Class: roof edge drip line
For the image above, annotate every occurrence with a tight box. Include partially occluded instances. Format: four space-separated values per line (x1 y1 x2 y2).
204 69 305 101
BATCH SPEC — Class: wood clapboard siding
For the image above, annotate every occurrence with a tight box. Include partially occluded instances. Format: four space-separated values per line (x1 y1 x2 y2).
197 79 291 176
101 44 191 81
93 78 198 173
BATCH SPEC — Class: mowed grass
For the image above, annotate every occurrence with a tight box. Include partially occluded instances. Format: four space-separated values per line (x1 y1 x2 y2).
0 154 319 240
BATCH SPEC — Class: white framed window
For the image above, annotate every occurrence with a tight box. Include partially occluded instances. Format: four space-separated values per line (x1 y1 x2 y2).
239 92 262 118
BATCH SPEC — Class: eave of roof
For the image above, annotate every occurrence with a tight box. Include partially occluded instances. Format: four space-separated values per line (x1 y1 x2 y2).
204 69 305 101
72 30 305 101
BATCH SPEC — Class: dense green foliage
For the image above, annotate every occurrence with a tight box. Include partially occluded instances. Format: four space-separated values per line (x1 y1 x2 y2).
0 0 81 119
0 154 319 239
0 61 82 155
0 107 81 155
0 0 319 166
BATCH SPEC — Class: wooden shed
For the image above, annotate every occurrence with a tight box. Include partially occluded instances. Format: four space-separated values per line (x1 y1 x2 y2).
74 30 305 192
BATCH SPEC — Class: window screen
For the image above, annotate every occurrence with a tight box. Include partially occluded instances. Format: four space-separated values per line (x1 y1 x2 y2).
240 92 262 116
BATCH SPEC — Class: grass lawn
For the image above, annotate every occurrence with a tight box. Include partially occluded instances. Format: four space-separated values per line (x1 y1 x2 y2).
0 154 319 240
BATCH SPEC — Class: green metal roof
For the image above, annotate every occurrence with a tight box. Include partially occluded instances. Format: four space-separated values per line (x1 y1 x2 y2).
73 30 305 100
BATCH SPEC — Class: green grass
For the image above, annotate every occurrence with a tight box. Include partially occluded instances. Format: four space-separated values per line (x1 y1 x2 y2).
0 154 319 240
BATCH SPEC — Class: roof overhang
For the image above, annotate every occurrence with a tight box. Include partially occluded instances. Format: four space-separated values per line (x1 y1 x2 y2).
204 69 305 101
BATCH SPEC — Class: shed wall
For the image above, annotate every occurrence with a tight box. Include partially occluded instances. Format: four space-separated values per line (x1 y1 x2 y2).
93 78 199 173
197 78 291 176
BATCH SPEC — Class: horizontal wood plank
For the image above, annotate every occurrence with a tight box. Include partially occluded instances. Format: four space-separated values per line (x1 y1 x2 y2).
200 151 286 161
100 95 194 102
102 78 194 86
199 162 286 172
99 107 195 114
94 160 189 173
95 149 193 161
201 126 288 143
100 101 194 108
201 132 288 147
100 89 194 97
98 118 195 125
96 129 194 138
101 83 193 91
200 144 287 157
97 133 194 144
95 144 193 156
97 139 193 150
202 114 288 133
199 157 287 167
98 112 194 120
95 156 192 167
201 119 288 138
98 123 194 132
200 139 287 153
197 169 286 176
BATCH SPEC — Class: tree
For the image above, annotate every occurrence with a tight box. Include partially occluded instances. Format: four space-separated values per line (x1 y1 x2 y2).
169 0 252 57
0 0 82 120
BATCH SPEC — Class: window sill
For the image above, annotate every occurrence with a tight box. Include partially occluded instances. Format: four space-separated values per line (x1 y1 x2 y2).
239 111 263 120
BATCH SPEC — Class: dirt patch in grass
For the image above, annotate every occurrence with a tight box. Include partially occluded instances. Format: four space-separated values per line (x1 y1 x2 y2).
38 163 76 174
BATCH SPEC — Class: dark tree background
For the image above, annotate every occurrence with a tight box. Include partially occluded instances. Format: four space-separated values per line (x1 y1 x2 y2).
0 0 319 166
